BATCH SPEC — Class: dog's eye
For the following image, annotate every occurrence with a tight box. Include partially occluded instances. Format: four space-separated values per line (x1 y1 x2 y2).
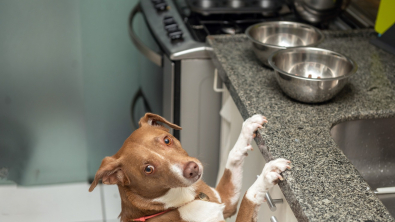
164 136 172 146
144 165 154 174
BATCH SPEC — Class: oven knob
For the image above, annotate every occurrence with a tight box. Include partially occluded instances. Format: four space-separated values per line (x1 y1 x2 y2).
154 2 168 11
165 23 179 32
163 16 176 25
168 30 183 41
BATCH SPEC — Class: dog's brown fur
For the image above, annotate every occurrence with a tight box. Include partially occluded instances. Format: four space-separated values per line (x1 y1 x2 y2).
89 113 290 222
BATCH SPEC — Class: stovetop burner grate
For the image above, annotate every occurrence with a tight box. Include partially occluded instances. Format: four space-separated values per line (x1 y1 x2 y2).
181 8 309 42
173 0 368 43
186 0 285 14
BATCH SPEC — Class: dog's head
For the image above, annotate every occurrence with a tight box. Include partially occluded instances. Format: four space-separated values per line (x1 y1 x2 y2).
89 113 203 199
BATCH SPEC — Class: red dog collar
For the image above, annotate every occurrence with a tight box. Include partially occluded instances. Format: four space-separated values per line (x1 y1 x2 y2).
131 209 173 221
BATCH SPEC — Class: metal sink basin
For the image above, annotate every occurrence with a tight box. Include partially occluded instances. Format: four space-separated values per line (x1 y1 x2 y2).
331 117 395 217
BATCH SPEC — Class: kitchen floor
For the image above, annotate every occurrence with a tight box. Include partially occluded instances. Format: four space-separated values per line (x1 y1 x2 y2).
0 182 122 222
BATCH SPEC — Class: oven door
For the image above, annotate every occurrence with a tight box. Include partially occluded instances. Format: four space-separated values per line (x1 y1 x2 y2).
129 2 221 187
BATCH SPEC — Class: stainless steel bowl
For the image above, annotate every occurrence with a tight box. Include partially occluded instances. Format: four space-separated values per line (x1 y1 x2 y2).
268 47 357 103
245 21 324 66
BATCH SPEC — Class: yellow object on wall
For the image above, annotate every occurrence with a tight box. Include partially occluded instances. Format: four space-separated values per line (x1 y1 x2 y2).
375 0 395 34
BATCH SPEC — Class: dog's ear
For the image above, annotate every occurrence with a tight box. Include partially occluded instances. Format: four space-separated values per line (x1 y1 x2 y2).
139 113 182 131
89 156 130 192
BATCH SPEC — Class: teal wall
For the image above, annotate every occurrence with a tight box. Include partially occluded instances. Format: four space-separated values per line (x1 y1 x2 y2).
79 0 141 181
0 0 157 185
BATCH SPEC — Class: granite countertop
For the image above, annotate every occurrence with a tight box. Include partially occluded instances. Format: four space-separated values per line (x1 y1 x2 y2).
207 29 395 221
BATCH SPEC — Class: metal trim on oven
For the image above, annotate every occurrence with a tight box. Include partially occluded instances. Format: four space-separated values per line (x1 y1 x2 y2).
162 55 181 140
173 60 181 140
163 55 174 134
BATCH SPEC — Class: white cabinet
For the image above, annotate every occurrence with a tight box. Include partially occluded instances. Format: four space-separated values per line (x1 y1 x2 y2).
217 86 297 222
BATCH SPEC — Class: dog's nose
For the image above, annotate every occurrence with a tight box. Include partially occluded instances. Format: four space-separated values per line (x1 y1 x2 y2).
183 161 199 179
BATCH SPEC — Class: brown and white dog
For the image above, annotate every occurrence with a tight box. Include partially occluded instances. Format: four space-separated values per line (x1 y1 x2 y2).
89 113 291 222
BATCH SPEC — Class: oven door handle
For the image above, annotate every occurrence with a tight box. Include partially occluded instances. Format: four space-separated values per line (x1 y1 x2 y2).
128 3 163 67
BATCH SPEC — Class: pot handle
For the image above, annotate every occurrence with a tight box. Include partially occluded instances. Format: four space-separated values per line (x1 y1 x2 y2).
128 3 163 67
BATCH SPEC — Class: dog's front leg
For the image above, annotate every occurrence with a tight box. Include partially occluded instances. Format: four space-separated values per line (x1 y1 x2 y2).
235 158 291 222
215 114 267 218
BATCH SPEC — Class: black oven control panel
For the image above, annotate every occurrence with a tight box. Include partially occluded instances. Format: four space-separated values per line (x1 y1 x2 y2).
140 0 209 60
151 0 168 12
163 15 183 40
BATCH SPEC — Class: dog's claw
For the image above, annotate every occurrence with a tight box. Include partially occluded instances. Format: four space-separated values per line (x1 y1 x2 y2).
245 145 253 151
242 114 268 146
260 158 291 187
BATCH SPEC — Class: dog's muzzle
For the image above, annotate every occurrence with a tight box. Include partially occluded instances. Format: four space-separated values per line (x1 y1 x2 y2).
183 161 201 182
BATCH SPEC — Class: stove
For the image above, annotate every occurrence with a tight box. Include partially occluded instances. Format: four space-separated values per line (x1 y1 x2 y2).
134 0 370 61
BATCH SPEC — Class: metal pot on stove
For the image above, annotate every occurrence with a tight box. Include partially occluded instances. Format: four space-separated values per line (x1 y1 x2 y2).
289 0 351 24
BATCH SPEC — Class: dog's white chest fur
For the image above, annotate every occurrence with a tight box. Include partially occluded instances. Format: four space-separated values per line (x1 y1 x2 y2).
152 186 196 209
178 200 225 222
152 186 225 222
